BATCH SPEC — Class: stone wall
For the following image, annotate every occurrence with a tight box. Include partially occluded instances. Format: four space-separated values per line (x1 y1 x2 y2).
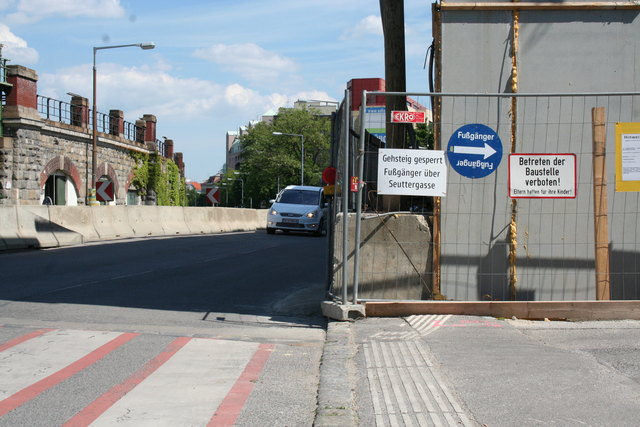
0 64 178 206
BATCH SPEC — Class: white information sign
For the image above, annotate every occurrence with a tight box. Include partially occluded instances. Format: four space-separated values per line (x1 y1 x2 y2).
621 133 640 181
377 148 447 197
509 154 577 198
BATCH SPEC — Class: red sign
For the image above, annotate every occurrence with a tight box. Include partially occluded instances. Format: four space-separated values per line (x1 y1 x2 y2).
391 111 426 123
322 166 337 184
350 176 360 192
206 187 220 205
96 181 114 202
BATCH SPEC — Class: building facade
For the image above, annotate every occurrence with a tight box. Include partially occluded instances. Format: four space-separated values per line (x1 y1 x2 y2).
0 64 182 206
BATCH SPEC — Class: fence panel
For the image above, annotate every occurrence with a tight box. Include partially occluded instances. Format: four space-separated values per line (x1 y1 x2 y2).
328 92 640 303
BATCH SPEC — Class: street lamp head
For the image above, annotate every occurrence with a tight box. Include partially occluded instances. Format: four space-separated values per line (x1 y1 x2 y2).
272 132 283 136
139 42 155 50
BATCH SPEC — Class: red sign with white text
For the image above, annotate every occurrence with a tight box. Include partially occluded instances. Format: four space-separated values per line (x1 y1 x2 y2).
391 111 426 123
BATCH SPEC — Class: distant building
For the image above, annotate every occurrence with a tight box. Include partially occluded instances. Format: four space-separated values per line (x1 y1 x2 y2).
0 63 182 206
348 77 432 144
225 130 242 172
293 100 338 116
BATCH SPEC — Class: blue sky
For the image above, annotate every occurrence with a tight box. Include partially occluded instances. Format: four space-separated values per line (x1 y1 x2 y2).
1 0 433 182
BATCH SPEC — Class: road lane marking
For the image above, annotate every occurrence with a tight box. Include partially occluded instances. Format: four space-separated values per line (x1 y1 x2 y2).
0 330 137 416
63 336 190 427
0 328 55 352
71 337 261 426
208 343 274 426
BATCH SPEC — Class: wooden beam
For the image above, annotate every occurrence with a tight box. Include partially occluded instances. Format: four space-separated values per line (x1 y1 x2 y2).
364 301 640 321
440 2 640 10
592 107 611 300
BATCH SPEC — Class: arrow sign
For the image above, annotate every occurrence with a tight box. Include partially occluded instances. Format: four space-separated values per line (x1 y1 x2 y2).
451 143 497 159
446 124 503 179
206 187 220 205
96 180 114 202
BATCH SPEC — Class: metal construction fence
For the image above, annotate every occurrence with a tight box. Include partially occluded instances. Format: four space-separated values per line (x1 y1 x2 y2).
329 91 640 304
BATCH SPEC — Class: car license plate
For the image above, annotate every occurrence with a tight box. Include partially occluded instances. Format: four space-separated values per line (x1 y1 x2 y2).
283 218 299 223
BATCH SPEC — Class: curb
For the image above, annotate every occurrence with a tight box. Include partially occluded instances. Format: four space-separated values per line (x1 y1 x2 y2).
314 321 358 427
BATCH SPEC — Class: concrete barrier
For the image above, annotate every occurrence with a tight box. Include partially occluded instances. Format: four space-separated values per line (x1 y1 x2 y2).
127 206 163 237
92 206 134 240
183 207 214 234
215 208 238 233
0 205 267 251
0 207 27 250
48 206 98 242
255 209 268 229
206 208 224 233
16 206 61 248
159 207 190 236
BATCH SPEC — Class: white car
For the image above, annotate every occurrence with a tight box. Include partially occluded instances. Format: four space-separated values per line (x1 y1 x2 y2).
266 185 327 235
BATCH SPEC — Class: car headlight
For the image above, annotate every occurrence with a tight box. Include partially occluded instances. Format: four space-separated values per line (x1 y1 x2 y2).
306 210 318 218
270 209 278 215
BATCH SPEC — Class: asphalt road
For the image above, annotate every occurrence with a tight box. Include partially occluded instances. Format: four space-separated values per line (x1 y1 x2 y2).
0 231 328 426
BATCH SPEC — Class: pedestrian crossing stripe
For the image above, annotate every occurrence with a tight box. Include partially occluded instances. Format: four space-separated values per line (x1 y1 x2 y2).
0 328 273 426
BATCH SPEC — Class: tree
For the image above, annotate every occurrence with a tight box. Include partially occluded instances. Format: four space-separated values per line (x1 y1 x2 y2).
238 107 332 207
415 122 434 150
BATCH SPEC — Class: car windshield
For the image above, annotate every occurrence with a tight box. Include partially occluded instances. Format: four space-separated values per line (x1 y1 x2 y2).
277 189 320 205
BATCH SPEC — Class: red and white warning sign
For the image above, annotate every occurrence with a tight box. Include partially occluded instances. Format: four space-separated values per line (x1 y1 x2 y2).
391 111 426 123
96 180 114 202
509 153 577 199
206 187 220 205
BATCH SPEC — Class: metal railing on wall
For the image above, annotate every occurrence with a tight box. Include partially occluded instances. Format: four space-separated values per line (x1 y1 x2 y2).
329 90 640 304
37 95 144 145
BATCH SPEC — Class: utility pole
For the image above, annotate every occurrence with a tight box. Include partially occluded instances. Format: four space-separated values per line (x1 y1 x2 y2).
379 0 408 211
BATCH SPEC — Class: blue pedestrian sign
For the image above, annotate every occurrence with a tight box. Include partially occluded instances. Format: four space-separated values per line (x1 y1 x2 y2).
447 124 503 178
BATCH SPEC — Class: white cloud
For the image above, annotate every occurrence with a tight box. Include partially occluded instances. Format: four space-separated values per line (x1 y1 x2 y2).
342 15 383 39
39 62 329 123
37 62 334 180
194 43 298 82
0 24 38 64
0 0 15 11
18 0 124 18
5 0 124 23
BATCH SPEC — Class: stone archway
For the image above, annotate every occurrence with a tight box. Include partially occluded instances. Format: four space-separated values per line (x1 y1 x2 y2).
95 162 121 197
39 155 83 202
124 170 142 205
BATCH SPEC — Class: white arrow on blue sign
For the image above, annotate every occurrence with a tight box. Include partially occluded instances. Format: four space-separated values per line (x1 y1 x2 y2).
446 123 503 178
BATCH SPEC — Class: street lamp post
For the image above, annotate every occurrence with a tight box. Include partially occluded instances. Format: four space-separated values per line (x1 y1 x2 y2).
90 42 155 205
272 132 305 186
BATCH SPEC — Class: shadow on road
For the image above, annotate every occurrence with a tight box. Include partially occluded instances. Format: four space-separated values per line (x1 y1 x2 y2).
0 231 329 329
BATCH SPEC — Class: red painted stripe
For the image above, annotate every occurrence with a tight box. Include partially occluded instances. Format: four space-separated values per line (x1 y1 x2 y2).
0 332 138 417
62 336 191 427
0 328 55 352
208 343 275 427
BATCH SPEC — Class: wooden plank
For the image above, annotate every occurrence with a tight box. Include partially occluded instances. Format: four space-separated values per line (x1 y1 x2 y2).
440 2 640 11
364 301 640 321
592 107 611 300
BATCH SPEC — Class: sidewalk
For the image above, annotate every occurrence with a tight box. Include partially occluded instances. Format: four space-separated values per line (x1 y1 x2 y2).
316 314 640 427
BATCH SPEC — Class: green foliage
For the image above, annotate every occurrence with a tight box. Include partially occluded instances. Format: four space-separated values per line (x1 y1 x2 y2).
130 152 149 195
186 186 206 206
130 152 186 206
415 122 434 150
238 107 332 207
